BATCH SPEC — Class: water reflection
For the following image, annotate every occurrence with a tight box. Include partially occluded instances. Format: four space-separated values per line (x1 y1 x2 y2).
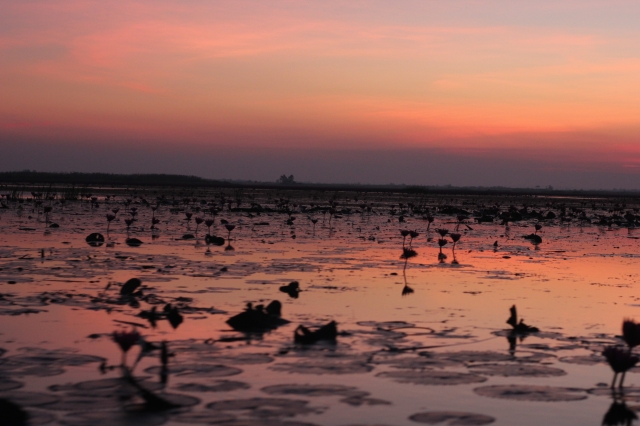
602 391 638 426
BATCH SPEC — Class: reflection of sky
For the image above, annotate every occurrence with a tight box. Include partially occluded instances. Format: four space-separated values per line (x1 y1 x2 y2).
2 1 640 187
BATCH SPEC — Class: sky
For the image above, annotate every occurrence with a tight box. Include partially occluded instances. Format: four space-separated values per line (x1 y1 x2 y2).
2 1 640 189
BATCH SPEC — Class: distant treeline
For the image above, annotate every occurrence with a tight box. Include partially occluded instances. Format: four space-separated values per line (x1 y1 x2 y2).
0 171 214 186
0 170 639 198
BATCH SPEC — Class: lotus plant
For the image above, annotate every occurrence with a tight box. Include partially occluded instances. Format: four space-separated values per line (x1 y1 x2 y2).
195 217 204 236
112 329 141 366
225 224 236 242
602 319 640 388
106 214 116 233
43 206 52 225
426 215 434 231
205 218 214 235
125 218 134 235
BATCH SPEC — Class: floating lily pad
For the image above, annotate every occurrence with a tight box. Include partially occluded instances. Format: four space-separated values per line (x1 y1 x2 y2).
197 353 274 365
206 420 320 426
3 347 105 369
150 392 200 407
206 397 323 418
376 370 486 386
170 411 237 424
60 410 167 426
0 378 23 392
0 391 59 407
409 411 495 425
0 363 66 377
144 364 242 378
261 383 364 397
25 409 56 425
375 355 461 370
559 355 605 366
357 321 415 329
0 307 46 316
260 383 388 406
468 363 566 377
270 361 373 375
49 377 163 395
428 351 514 364
175 380 250 393
42 396 122 411
474 385 587 401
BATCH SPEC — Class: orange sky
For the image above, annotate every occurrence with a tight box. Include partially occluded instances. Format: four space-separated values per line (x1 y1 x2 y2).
2 1 640 186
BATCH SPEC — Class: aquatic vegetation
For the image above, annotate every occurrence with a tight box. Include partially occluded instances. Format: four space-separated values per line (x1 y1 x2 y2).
0 187 639 424
279 281 301 298
105 213 115 233
294 321 338 344
226 301 289 332
506 305 539 333
194 216 204 236
112 329 141 365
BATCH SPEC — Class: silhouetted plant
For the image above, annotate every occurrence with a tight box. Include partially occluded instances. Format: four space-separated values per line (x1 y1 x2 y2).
308 217 318 235
205 218 214 235
426 215 434 231
43 205 52 225
125 218 134 235
225 224 236 243
450 233 461 251
437 237 448 261
408 230 419 248
400 229 410 247
195 217 204 236
106 213 115 233
112 329 141 366
604 346 638 389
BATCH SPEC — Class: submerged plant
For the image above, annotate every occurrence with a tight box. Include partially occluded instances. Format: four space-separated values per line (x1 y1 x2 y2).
112 329 141 366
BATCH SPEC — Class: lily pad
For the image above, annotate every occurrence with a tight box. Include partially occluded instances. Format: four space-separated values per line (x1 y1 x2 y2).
175 380 250 393
474 385 587 402
262 383 364 397
0 391 59 407
205 397 323 418
0 378 24 392
468 363 566 377
559 355 605 366
409 411 495 425
60 410 167 426
170 411 237 424
428 351 514 364
376 370 487 386
270 361 373 375
24 410 56 425
197 353 274 365
144 364 242 378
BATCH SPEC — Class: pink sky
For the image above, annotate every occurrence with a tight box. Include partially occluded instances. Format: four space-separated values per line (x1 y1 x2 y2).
2 1 640 187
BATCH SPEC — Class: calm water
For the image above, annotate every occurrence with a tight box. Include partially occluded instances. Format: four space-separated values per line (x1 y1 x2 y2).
0 189 639 425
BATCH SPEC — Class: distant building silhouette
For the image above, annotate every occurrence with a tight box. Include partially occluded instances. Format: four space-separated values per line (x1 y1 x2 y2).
277 174 295 184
